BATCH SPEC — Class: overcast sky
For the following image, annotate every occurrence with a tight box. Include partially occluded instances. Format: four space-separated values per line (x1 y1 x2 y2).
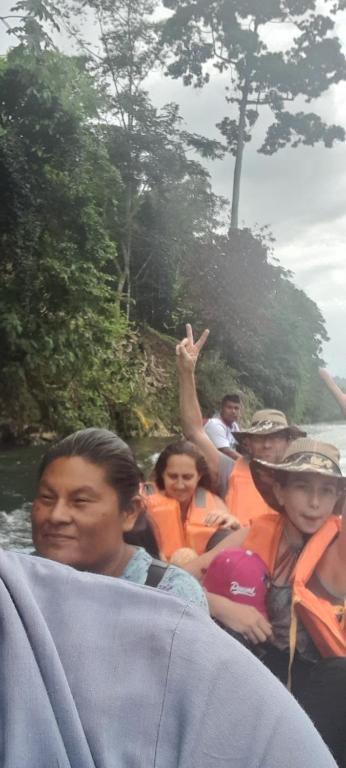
1 2 346 375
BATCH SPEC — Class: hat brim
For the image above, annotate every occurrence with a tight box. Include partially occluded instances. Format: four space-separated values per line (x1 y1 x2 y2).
234 425 306 441
250 457 346 513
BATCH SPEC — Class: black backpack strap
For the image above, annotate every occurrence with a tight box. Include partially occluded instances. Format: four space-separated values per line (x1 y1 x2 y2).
145 558 168 588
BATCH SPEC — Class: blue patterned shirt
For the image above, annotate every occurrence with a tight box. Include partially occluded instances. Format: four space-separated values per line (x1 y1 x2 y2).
121 547 208 611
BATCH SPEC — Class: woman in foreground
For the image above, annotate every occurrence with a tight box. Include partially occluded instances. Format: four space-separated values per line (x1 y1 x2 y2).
32 427 207 608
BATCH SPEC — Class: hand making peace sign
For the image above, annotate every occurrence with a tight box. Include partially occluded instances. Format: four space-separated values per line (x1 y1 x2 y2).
176 323 209 373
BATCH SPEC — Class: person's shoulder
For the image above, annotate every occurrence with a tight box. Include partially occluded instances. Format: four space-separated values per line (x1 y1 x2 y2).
206 415 224 428
0 547 196 629
120 546 151 585
205 418 229 448
2 548 76 579
123 550 208 612
159 563 209 611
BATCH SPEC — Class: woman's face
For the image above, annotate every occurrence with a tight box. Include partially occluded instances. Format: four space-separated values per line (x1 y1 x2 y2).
32 457 139 573
274 472 340 536
162 454 201 505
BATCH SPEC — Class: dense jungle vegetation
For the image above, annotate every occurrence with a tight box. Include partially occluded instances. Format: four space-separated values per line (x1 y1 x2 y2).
1 0 346 441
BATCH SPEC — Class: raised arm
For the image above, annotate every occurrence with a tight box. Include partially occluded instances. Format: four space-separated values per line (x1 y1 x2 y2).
319 368 346 416
176 324 224 482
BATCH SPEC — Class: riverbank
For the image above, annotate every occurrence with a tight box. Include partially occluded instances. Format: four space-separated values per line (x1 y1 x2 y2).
0 327 179 446
0 326 261 446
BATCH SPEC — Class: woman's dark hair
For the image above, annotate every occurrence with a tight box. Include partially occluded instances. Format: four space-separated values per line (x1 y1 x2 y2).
38 428 141 510
154 440 212 491
124 512 160 559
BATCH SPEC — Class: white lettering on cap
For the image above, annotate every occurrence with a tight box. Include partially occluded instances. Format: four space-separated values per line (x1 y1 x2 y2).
230 581 256 598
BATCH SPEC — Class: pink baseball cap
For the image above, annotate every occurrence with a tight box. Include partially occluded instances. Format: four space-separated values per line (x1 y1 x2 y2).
203 548 269 617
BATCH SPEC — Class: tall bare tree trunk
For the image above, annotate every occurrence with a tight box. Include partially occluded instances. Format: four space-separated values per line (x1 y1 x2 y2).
230 87 248 229
123 181 133 320
230 21 258 230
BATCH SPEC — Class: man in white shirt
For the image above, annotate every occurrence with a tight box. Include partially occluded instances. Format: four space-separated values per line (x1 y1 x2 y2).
204 393 241 460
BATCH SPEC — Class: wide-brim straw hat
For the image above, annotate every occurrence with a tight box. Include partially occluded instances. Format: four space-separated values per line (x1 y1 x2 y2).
233 409 306 441
250 438 346 513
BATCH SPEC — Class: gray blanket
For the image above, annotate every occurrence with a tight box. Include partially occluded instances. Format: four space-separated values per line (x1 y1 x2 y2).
0 549 336 767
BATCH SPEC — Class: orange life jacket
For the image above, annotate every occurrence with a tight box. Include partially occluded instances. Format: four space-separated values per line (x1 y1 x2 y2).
225 457 277 525
144 487 219 560
244 512 346 659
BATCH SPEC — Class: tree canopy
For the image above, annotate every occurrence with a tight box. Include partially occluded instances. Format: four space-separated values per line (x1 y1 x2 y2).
162 0 346 226
0 47 134 435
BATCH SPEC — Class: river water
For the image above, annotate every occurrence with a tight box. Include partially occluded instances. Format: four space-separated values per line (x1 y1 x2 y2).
0 436 170 550
0 424 345 550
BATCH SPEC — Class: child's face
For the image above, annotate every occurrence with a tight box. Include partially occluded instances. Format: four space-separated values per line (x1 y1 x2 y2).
274 472 340 536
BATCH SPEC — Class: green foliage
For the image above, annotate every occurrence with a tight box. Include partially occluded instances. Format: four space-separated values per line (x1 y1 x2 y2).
196 351 261 421
261 111 345 154
115 326 181 436
261 279 328 420
183 227 328 420
0 48 139 436
58 0 225 317
0 0 62 51
131 174 226 331
302 375 346 423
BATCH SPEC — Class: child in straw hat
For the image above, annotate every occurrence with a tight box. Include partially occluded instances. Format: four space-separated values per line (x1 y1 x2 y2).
184 438 346 766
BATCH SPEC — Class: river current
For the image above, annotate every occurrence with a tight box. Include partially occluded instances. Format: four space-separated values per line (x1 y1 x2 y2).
0 424 345 550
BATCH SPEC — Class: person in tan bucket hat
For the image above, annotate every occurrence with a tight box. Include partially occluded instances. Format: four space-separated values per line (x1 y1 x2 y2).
234 407 305 443
176 324 307 528
182 438 346 766
225 408 306 526
250 437 346 513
